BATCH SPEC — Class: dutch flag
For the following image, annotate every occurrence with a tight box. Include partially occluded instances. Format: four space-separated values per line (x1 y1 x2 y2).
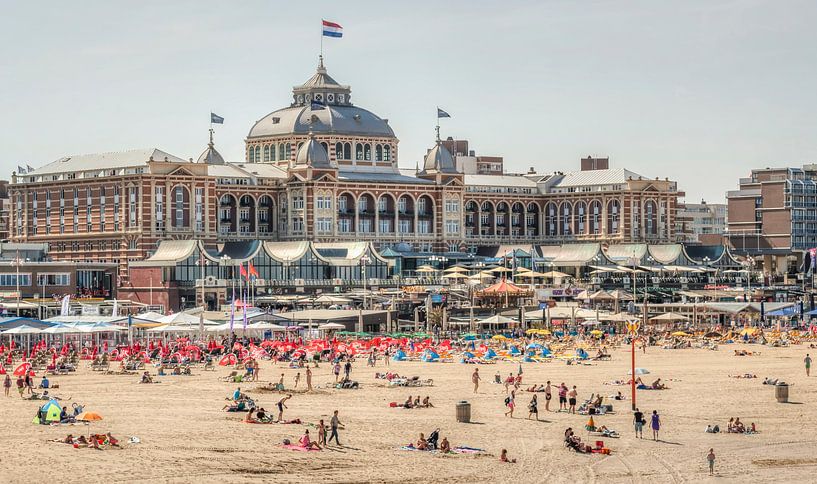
322 19 343 38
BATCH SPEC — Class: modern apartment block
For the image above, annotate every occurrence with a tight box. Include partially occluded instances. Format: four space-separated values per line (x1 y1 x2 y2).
677 200 727 245
726 165 817 273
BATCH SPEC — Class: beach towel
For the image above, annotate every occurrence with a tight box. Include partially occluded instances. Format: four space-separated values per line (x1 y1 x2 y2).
281 444 320 452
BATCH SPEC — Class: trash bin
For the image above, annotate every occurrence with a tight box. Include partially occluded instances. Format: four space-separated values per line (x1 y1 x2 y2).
775 383 789 403
456 401 471 423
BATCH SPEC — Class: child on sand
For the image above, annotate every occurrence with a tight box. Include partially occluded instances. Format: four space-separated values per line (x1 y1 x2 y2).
500 449 516 463
707 448 715 475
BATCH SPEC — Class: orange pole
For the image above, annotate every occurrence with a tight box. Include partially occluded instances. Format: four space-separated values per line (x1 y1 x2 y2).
631 337 636 410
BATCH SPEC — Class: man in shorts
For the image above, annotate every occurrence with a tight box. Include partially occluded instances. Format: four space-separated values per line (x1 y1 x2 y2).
544 381 552 412
633 407 644 438
805 354 812 377
568 385 578 414
472 368 481 393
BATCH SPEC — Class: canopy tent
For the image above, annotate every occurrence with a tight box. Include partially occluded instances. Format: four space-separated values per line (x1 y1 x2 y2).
318 322 346 330
608 290 634 301
40 324 78 335
443 266 468 273
311 295 353 304
442 272 467 279
157 312 219 326
1 324 43 335
33 400 62 424
246 321 287 331
477 314 517 326
649 312 689 323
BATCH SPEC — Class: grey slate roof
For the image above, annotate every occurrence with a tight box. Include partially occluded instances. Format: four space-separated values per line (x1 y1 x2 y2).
248 105 394 138
28 148 185 175
337 171 435 185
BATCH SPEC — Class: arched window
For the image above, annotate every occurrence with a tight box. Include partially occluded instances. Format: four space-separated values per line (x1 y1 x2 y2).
320 142 329 155
344 143 352 160
355 143 364 160
607 200 620 234
364 143 372 161
383 145 391 161
335 142 344 159
278 144 285 161
284 143 292 160
263 145 271 162
574 201 586 234
252 146 260 163
375 145 383 161
589 200 602 234
248 146 256 163
560 203 572 236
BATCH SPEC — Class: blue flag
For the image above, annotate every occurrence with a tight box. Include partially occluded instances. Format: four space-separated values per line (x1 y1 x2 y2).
437 108 451 118
310 100 326 111
210 112 224 124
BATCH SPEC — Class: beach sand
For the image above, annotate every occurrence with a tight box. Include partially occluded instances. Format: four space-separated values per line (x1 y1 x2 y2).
1 343 816 483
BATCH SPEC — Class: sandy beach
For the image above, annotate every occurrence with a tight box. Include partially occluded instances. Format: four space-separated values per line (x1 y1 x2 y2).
2 343 816 483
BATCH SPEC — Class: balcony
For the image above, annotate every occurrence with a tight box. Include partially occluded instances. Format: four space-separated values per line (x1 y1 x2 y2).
417 212 433 218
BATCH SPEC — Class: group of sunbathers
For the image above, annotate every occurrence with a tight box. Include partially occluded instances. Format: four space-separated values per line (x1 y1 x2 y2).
412 428 448 452
762 377 784 385
157 364 191 376
727 417 757 434
398 395 434 409
734 349 760 356
223 387 256 412
52 433 119 449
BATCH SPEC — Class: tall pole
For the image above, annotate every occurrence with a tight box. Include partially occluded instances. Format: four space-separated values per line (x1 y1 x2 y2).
15 252 21 317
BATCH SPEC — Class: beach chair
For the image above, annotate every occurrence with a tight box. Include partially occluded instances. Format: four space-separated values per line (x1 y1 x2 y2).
220 371 238 382
203 360 215 371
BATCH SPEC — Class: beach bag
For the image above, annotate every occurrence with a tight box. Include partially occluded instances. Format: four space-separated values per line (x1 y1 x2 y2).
504 396 511 406
282 439 291 445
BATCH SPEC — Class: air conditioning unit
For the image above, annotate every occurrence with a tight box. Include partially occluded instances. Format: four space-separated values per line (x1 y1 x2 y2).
651 277 659 284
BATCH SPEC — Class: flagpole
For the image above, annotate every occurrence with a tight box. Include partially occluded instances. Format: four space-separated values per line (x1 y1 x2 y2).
320 19 324 59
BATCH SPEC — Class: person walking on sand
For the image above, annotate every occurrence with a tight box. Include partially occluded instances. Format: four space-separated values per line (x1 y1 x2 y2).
306 367 313 392
544 381 552 412
528 394 538 421
504 390 516 418
3 374 10 397
472 368 481 393
707 448 715 475
294 372 301 388
329 410 343 446
333 362 341 383
633 408 644 438
651 410 661 440
805 354 812 377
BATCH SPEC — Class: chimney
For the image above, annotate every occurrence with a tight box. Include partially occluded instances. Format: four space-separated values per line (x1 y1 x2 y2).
580 156 609 171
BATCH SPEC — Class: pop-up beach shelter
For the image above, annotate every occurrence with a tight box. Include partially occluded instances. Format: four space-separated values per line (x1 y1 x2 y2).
33 399 62 424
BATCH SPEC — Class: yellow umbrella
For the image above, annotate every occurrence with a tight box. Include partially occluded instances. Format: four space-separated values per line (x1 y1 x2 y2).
517 271 546 278
589 330 603 336
491 267 513 273
416 266 436 273
444 266 468 273
468 271 495 280
671 331 690 337
492 334 507 340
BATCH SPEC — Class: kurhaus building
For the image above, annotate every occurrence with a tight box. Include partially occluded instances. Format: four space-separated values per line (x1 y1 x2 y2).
8 57 685 291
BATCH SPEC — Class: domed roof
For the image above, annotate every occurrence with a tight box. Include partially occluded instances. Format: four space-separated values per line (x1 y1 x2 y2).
294 135 334 169
248 105 394 139
422 141 457 174
196 134 225 165
247 57 395 140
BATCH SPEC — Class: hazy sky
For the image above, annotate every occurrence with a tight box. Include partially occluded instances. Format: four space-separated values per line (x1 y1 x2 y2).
2 1 816 203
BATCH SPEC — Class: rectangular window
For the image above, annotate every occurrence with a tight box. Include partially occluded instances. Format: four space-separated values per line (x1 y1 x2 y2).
398 197 407 213
418 220 431 234
37 273 71 286
338 218 351 233
358 219 372 233
445 220 460 234
378 219 392 233
292 217 304 232
155 186 164 230
317 217 332 232
445 199 460 213
0 274 31 287
195 188 204 232
129 188 138 227
293 196 304 210
399 220 411 233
